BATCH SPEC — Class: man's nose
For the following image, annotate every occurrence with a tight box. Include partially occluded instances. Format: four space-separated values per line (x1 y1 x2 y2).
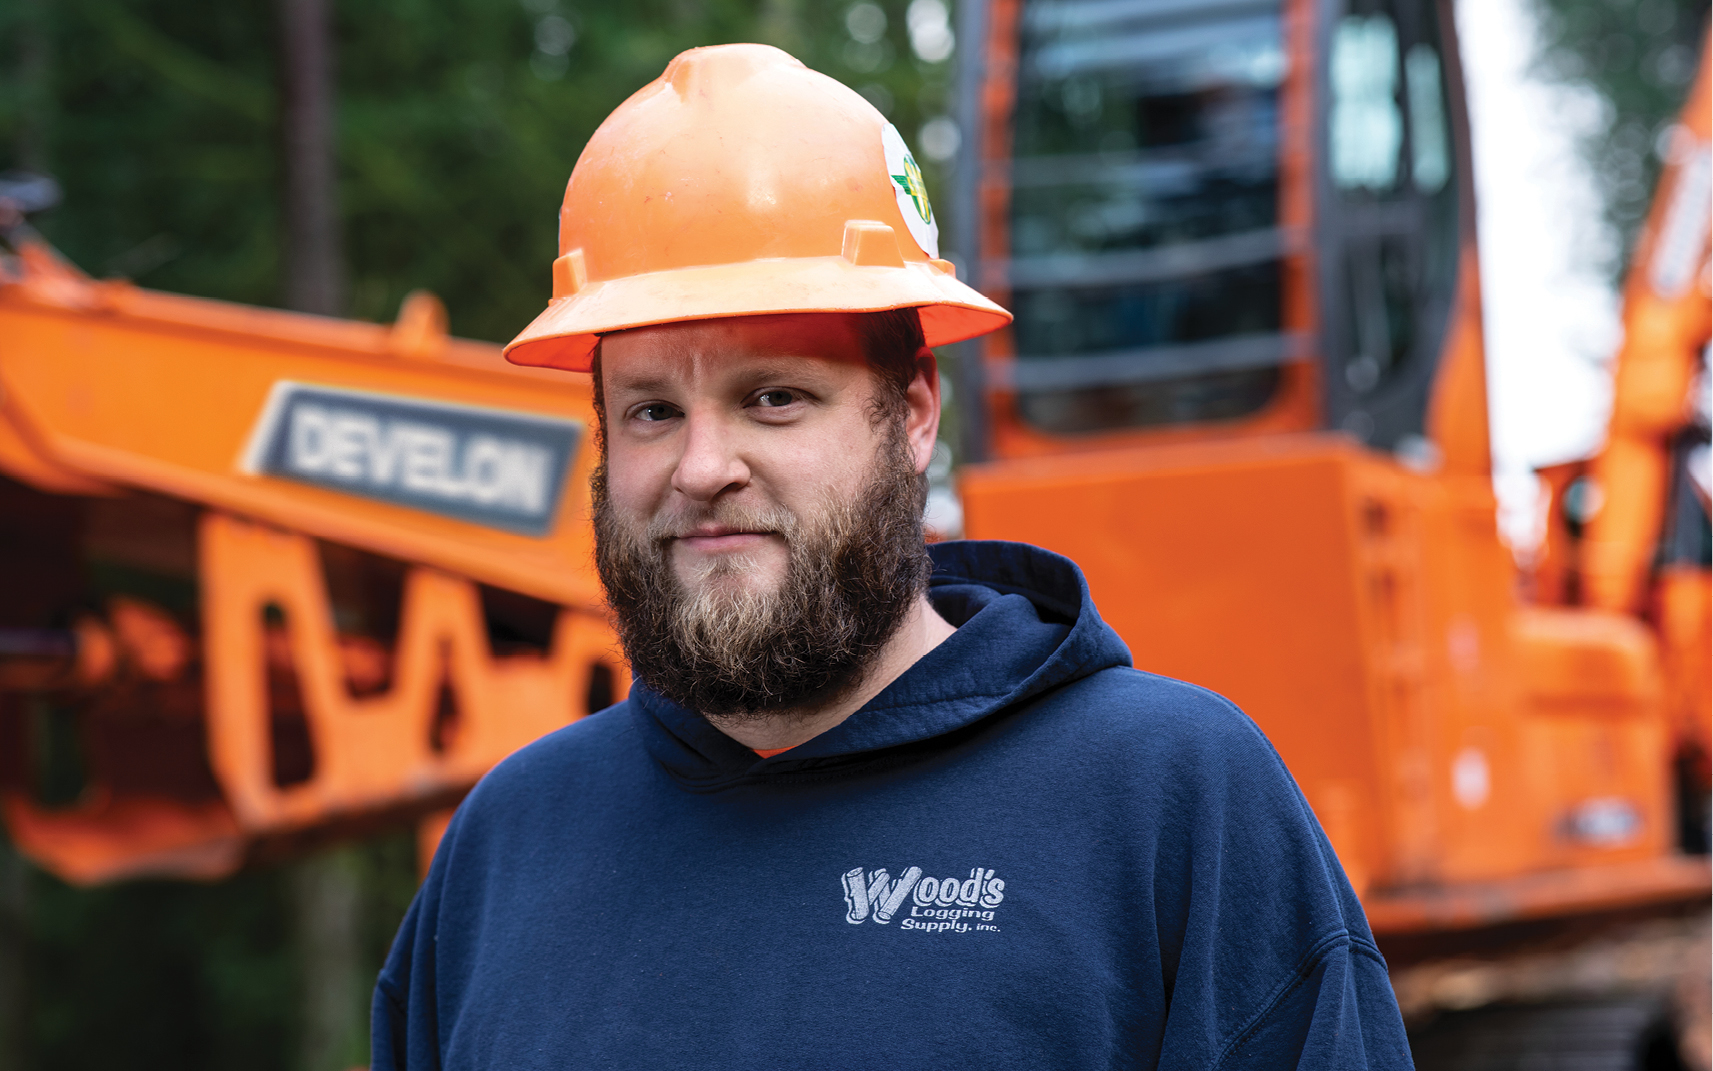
670 410 750 502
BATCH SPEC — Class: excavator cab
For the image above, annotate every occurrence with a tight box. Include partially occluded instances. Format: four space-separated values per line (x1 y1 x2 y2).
954 0 1709 928
955 0 1467 458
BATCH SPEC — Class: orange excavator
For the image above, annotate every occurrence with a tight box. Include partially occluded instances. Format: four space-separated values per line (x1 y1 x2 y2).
1538 54 1713 859
942 0 1710 1052
0 215 627 883
942 4 1709 1058
947 0 1710 931
0 0 1706 1060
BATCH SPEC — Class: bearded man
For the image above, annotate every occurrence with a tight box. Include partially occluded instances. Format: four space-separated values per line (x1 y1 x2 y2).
373 44 1411 1070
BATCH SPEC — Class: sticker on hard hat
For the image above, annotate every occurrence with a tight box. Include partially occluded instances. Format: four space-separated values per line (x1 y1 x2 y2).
240 381 582 538
882 123 939 260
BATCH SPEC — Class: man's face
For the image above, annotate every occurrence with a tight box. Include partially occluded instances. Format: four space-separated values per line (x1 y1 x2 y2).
592 313 938 718
601 314 889 598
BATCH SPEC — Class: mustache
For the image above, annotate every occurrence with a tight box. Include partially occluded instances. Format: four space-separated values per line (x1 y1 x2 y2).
644 500 802 545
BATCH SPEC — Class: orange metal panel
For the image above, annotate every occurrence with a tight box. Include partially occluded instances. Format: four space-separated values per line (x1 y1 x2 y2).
0 388 116 495
1656 567 1712 750
962 432 1679 926
0 795 244 886
0 257 603 610
199 512 627 835
1582 37 1712 613
1364 854 1710 935
1423 245 1495 478
963 437 1408 890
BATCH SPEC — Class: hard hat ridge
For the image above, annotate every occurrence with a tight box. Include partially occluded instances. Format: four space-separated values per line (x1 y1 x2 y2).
504 43 1011 373
659 40 799 99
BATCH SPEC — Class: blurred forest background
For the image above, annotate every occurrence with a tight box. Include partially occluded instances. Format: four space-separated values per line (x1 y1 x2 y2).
1533 0 1708 278
0 0 1704 1068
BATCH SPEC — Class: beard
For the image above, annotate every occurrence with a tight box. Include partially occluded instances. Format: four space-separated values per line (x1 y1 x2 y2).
592 422 932 721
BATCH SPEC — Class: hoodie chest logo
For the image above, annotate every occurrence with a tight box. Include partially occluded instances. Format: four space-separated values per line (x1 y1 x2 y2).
841 866 1005 933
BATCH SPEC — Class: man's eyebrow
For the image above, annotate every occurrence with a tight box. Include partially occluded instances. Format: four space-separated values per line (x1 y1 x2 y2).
606 362 834 396
731 364 827 388
604 373 677 396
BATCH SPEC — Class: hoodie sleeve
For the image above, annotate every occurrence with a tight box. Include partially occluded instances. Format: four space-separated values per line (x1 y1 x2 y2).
371 832 449 1071
1212 932 1413 1069
370 895 427 1071
1139 684 1413 1071
370 939 410 1071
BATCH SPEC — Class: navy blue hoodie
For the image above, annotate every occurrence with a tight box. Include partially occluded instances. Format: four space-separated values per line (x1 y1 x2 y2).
373 541 1411 1070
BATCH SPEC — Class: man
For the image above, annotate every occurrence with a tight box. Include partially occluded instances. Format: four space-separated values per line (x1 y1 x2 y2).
374 44 1411 1069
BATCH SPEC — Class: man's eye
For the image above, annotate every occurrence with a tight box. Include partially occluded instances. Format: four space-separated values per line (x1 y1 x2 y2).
634 403 680 422
753 390 797 408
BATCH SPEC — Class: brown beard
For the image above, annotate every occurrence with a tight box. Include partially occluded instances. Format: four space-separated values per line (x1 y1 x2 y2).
592 422 932 720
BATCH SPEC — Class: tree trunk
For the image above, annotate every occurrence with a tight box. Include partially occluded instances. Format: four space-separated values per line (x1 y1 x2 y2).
278 0 344 316
290 846 366 1071
278 3 361 1068
0 839 27 1071
12 0 52 175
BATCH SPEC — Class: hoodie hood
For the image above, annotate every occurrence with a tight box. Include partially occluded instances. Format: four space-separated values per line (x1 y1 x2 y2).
632 540 1133 790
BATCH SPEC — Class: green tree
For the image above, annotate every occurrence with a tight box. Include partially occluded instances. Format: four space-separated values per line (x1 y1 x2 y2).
0 0 953 341
1531 0 1708 277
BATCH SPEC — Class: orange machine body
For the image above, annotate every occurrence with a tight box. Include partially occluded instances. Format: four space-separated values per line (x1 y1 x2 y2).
1502 32 1711 812
955 0 1709 937
963 434 1696 929
1578 42 1713 779
0 244 626 883
1579 49 1711 618
0 0 1705 950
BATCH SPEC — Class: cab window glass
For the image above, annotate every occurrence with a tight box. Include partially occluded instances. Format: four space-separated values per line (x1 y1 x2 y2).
1330 14 1402 191
1006 0 1290 435
1321 0 1460 447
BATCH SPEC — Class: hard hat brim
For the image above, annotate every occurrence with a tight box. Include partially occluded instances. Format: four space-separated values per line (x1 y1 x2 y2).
503 257 1012 373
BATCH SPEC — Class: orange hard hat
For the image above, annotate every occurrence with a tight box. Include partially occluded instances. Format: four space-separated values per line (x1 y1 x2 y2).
503 43 1011 373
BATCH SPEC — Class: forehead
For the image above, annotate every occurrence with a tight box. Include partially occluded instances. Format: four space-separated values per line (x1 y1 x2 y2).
600 313 868 392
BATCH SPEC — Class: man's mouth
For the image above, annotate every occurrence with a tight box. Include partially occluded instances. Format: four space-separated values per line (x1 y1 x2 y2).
674 526 776 554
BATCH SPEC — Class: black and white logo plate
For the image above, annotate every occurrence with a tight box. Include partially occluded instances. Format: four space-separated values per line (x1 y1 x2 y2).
241 381 582 537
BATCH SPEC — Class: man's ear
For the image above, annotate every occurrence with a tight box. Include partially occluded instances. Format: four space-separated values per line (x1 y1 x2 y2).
903 346 942 475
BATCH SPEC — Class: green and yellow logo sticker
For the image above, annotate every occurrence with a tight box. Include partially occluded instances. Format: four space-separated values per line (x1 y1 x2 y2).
892 154 932 225
882 123 940 259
